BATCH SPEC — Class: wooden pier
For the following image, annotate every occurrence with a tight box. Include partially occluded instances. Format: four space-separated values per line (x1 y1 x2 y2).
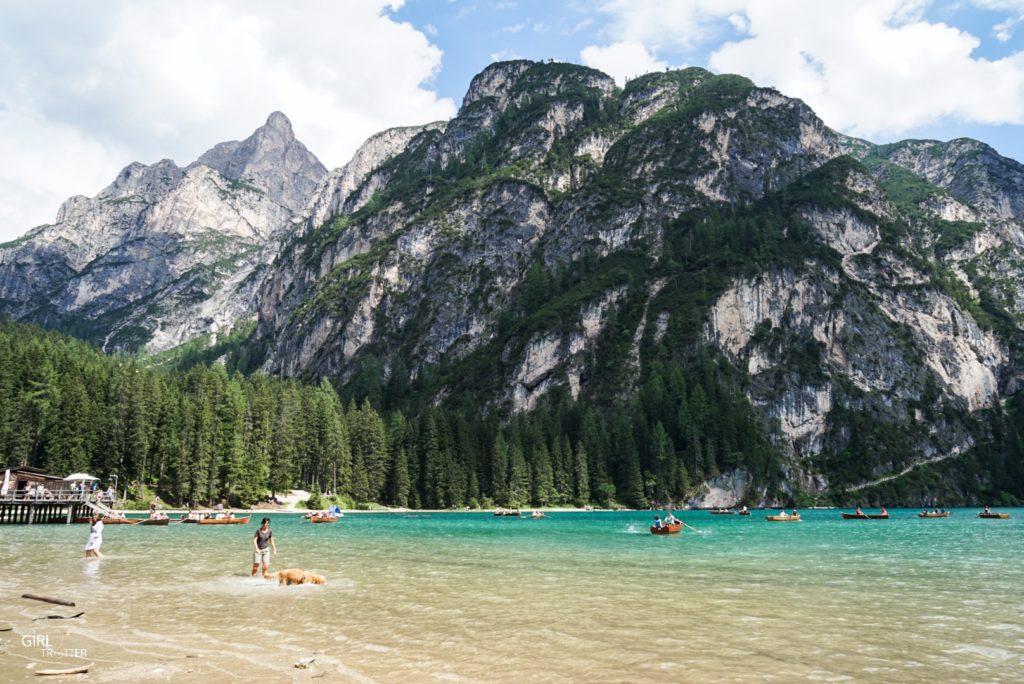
0 495 89 524
1 466 109 524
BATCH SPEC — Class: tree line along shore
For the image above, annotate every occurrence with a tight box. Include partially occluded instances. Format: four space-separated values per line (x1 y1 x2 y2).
2 320 1022 510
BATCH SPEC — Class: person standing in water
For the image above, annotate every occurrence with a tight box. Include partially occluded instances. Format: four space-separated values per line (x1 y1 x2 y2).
252 517 277 578
84 513 103 558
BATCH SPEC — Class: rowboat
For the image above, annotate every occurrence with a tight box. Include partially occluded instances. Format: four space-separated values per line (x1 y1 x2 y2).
197 516 251 525
101 517 140 525
738 510 751 516
978 512 1010 519
309 515 338 523
138 517 171 526
766 514 800 522
841 512 889 519
650 522 682 535
710 509 736 515
918 511 950 518
493 509 522 517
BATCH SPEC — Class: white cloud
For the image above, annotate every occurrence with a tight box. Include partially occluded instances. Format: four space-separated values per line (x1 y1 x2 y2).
707 1 1024 138
490 50 525 62
589 0 1024 139
595 0 749 52
0 0 456 242
568 18 594 34
580 41 669 84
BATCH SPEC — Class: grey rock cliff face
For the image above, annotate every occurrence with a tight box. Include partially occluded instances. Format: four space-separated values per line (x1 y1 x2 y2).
194 111 327 212
0 112 327 352
873 138 1024 221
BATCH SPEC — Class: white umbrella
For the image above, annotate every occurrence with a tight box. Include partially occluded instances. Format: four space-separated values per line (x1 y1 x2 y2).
64 473 99 481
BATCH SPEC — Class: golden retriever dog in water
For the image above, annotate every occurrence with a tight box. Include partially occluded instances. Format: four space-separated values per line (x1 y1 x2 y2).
268 568 326 586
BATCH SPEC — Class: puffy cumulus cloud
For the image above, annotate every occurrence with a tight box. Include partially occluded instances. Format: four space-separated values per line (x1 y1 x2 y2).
0 108 128 239
580 41 669 84
0 0 456 241
593 0 749 51
588 0 1024 139
707 0 1024 138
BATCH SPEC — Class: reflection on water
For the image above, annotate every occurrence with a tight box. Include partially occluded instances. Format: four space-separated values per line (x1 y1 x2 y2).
2 509 1023 682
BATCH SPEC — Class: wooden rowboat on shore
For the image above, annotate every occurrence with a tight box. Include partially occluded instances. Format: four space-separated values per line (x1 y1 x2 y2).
766 514 800 522
918 511 950 518
197 516 251 525
650 522 682 535
842 512 889 520
978 512 1010 519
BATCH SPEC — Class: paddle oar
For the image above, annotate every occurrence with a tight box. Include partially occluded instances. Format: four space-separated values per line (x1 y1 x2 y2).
681 521 703 533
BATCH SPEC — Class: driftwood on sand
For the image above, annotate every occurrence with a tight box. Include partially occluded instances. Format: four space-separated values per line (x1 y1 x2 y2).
35 663 93 676
21 594 75 607
33 612 85 621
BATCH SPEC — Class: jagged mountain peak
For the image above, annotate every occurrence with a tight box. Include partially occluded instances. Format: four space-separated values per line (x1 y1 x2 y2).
193 111 327 211
264 110 294 135
96 158 184 204
461 60 616 113
871 136 1024 221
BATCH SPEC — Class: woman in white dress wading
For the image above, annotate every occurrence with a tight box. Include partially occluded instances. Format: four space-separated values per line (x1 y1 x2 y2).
84 513 103 558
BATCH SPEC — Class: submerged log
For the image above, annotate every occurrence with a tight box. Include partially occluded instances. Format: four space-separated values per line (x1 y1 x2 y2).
21 594 75 607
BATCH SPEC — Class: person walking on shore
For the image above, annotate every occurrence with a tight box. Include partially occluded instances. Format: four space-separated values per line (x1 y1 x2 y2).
84 514 103 558
252 517 277 578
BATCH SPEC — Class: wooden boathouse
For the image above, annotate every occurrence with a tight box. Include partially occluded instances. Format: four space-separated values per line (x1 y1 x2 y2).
0 466 106 524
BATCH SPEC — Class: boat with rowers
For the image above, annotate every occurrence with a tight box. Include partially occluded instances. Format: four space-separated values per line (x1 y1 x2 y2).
918 510 950 518
138 516 171 526
842 508 889 520
766 511 800 522
197 514 250 525
978 507 1010 519
710 508 736 515
306 513 340 523
101 516 138 525
493 508 522 517
180 511 250 524
650 521 682 535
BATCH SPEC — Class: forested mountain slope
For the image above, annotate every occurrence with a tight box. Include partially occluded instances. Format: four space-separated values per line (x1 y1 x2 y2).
244 61 1024 505
4 60 1024 507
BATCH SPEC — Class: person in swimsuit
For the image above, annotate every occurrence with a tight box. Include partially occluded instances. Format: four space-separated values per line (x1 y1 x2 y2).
252 517 277 578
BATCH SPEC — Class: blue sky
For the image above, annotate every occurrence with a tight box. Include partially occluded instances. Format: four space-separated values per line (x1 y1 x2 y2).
1 0 1023 242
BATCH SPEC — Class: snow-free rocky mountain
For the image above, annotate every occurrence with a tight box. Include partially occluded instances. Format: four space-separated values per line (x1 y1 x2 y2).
0 112 327 352
5 60 1024 504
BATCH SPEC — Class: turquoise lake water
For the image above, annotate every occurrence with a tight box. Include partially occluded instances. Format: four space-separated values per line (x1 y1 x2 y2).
2 508 1022 682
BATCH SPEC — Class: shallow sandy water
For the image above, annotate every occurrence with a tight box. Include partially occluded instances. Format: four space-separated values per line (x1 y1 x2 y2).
1 510 1022 682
